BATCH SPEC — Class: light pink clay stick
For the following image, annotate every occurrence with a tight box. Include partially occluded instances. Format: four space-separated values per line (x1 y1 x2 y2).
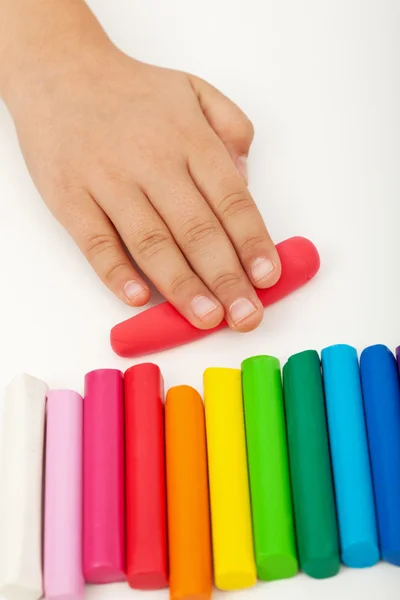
44 390 84 600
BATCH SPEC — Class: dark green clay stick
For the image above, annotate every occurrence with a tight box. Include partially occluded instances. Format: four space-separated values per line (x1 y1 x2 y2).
242 355 298 581
283 350 340 579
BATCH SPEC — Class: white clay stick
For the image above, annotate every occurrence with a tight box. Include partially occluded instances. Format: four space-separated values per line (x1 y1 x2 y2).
0 373 47 600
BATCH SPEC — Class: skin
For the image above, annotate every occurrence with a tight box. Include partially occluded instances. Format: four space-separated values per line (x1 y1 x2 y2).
0 0 281 332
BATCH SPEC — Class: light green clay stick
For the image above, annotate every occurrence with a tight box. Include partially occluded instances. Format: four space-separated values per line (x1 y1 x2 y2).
241 355 298 581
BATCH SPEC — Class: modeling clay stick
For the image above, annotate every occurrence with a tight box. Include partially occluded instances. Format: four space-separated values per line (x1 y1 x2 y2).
44 390 84 599
0 374 47 600
111 236 320 357
360 345 400 566
241 355 298 581
166 385 212 600
321 345 379 568
125 363 167 589
83 369 125 583
283 351 340 579
203 368 256 590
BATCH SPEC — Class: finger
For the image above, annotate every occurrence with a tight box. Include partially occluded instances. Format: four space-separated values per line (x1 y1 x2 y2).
144 169 264 332
94 179 225 330
188 134 282 290
53 190 151 307
190 75 254 184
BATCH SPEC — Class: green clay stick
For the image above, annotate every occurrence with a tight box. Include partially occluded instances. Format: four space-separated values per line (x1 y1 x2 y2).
283 350 340 579
241 355 298 581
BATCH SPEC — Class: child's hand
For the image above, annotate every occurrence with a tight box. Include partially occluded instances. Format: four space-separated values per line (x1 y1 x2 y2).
3 16 281 332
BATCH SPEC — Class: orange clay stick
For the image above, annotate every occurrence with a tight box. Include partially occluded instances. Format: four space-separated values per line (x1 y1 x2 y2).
165 386 213 600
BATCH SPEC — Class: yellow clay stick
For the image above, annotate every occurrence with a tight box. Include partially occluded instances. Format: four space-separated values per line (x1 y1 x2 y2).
203 368 256 591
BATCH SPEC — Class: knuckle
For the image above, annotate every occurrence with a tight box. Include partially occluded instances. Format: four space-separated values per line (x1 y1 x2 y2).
188 136 215 162
135 228 172 258
232 114 254 143
244 116 255 141
104 260 129 285
96 163 132 188
106 169 132 187
51 185 88 220
218 190 255 220
239 235 268 256
169 272 198 297
211 271 245 296
85 233 130 284
85 232 119 260
180 218 221 250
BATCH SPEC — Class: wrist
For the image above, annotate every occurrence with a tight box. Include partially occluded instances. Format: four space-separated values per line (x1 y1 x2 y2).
0 0 113 107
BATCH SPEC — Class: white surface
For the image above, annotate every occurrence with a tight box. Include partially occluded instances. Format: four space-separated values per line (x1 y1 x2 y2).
0 0 399 598
0 374 47 600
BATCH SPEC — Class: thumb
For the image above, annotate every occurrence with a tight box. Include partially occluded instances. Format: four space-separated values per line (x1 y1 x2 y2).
190 75 254 184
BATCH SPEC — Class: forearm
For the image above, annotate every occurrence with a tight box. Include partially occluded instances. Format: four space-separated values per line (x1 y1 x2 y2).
0 0 111 103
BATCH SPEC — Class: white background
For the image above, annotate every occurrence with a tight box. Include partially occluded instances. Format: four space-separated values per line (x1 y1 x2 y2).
0 0 399 598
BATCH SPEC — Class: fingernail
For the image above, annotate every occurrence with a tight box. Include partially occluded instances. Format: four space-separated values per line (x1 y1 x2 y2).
251 257 275 282
123 280 145 301
236 155 248 185
191 295 219 319
229 297 257 324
